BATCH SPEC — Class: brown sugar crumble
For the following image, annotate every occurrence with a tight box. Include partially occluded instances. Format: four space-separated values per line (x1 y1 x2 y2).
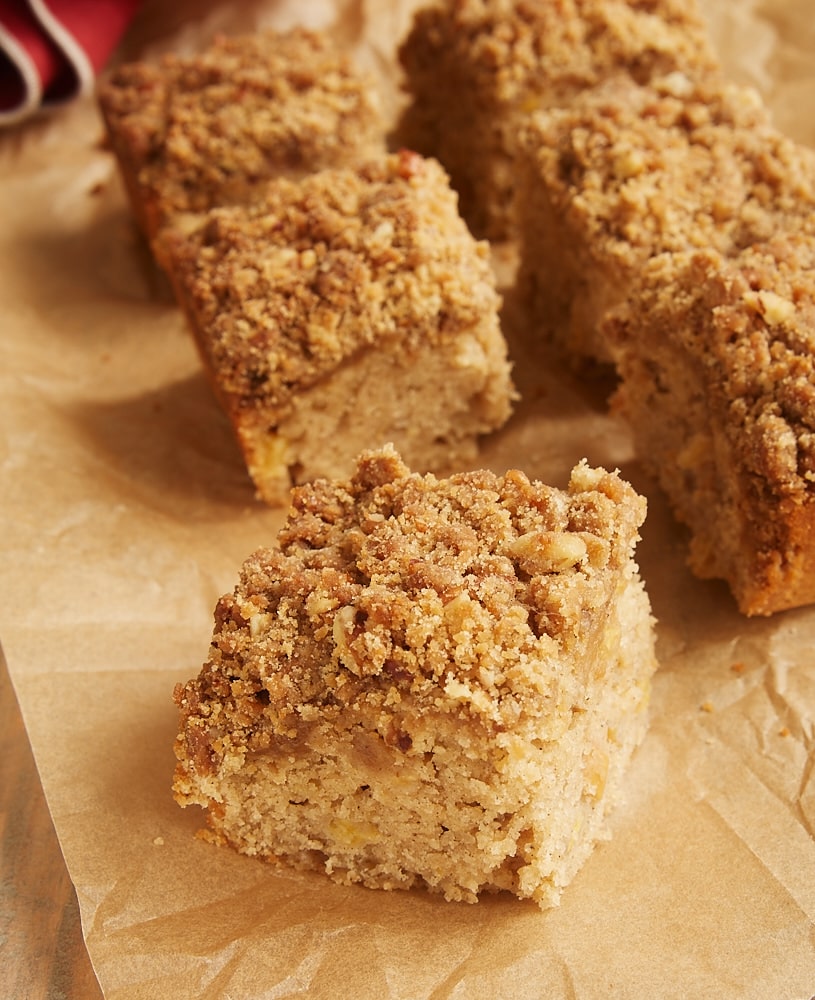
395 0 720 240
515 73 815 365
98 28 386 262
172 446 657 908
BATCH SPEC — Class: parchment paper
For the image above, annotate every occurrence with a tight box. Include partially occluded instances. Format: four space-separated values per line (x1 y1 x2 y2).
2 1 815 997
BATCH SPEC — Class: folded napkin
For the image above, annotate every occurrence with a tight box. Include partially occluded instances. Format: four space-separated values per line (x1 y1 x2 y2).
0 0 141 126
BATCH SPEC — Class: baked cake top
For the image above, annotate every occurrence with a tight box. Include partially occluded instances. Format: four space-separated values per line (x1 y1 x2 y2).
399 0 719 107
611 234 815 499
174 447 648 779
521 74 815 263
98 28 384 219
161 151 501 410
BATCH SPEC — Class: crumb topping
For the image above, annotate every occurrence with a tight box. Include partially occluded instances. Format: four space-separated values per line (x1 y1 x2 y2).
98 28 383 220
174 448 646 775
523 75 815 265
162 152 500 409
399 0 719 108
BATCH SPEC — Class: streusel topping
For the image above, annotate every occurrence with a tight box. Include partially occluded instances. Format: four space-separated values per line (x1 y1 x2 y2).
99 28 383 217
524 74 815 265
400 0 719 108
175 447 646 778
163 152 500 408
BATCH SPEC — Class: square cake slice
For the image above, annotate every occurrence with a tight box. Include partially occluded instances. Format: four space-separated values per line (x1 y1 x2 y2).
98 28 385 262
395 0 720 240
159 151 516 506
605 235 815 616
515 74 815 366
172 445 657 908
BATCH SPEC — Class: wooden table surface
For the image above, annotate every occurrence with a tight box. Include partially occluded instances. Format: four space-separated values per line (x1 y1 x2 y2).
1 651 104 1000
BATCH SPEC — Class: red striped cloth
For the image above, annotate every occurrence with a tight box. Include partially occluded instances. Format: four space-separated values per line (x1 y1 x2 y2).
0 0 141 125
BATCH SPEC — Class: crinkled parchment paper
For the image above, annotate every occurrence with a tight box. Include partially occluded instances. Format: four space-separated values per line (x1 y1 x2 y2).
2 1 815 997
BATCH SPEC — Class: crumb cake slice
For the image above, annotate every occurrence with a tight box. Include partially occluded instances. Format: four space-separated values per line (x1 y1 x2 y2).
606 235 815 616
160 151 516 506
98 28 385 262
173 445 656 908
515 74 815 365
395 0 720 239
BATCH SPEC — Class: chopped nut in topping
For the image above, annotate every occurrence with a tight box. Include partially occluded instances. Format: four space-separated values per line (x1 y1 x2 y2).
743 289 796 326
